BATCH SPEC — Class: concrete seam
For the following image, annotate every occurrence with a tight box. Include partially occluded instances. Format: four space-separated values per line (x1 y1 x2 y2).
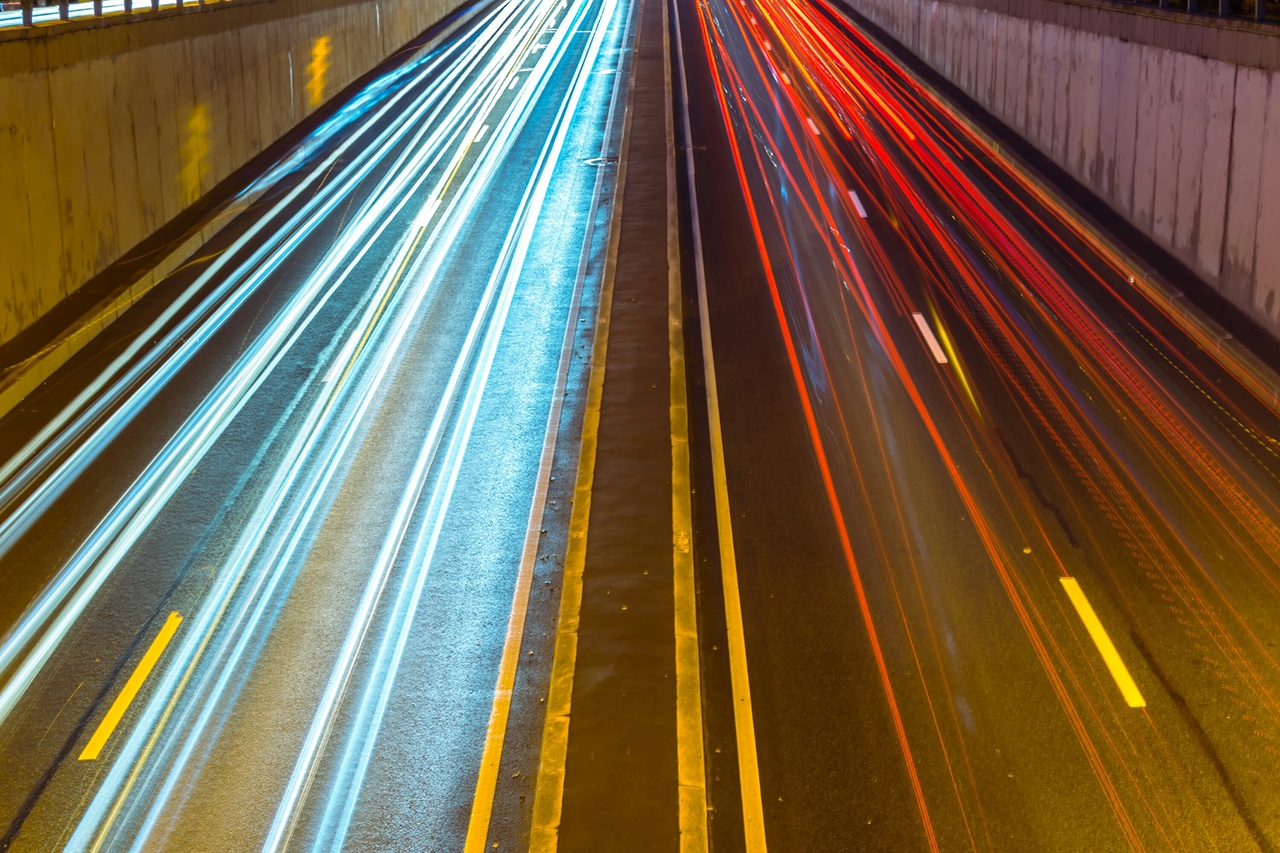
1218 63 1238 284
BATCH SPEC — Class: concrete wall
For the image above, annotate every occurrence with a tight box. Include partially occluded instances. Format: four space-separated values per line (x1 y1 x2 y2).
840 0 1280 336
0 0 465 347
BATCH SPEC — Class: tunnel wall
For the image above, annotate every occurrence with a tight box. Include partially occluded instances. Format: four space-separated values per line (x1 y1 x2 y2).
0 0 466 347
838 0 1280 336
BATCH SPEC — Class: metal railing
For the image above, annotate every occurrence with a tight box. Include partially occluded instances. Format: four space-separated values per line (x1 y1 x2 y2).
1111 0 1269 21
1125 0 1277 23
2 0 218 30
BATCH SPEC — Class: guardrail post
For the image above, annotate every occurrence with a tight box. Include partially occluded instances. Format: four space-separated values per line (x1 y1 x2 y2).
124 0 131 12
1219 0 1229 13
93 0 102 14
20 0 32 26
1257 0 1266 19
58 0 68 19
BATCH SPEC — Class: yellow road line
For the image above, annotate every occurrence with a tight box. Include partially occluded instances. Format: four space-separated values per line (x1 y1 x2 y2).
328 226 425 394
528 3 642 847
462 7 633 842
671 0 768 844
1060 577 1146 708
441 5 556 202
80 612 183 761
665 0 709 843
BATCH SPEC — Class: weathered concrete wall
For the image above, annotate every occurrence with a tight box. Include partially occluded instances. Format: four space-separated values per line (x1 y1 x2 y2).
840 0 1280 336
0 0 465 347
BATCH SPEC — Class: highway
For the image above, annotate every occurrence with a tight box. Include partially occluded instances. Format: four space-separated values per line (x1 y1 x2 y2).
676 0 1280 850
0 0 632 849
5 0 1280 848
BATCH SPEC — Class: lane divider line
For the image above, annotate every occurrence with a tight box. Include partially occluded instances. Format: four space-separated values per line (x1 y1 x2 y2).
847 188 867 219
911 312 948 364
462 0 635 846
79 612 182 761
665 0 710 845
672 0 768 848
529 0 641 845
806 116 821 136
1059 578 1146 708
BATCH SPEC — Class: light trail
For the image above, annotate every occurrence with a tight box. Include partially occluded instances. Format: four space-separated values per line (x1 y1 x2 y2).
0 6 532 730
270 2 619 847
0 7 538 707
0 0 629 847
688 0 1280 846
79 0 615 843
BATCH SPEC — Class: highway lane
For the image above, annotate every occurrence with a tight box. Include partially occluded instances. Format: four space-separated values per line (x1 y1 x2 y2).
677 0 1280 849
0 0 632 848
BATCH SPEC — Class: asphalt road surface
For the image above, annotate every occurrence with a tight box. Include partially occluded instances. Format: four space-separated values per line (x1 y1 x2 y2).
0 0 632 848
676 0 1280 850
6 0 1280 849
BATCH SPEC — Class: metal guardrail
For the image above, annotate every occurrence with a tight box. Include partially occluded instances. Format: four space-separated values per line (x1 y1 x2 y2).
1127 0 1278 23
2 0 219 30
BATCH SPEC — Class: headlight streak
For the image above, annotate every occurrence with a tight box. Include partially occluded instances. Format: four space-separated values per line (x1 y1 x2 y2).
306 20 617 841
41 0 618 847
0 10 530 713
700 0 1280 846
0 0 540 731
266 0 616 848
0 20 488 539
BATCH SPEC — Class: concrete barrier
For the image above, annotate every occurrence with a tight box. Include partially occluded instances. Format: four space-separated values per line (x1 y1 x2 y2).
838 0 1280 337
0 0 467 349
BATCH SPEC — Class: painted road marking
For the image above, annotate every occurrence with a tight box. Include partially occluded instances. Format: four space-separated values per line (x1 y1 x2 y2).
473 123 491 144
529 0 636 844
665 0 709 843
79 611 182 761
509 75 521 90
912 313 947 364
463 3 632 848
324 226 427 389
673 0 768 847
781 72 791 86
1060 577 1146 708
806 117 821 136
413 197 441 229
848 188 867 218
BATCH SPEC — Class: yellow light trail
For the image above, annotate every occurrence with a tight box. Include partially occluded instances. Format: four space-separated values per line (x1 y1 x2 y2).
79 612 183 761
